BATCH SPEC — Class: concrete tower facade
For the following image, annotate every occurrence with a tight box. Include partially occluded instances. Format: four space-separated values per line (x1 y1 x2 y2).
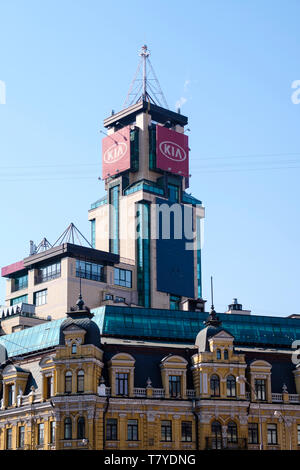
89 49 205 310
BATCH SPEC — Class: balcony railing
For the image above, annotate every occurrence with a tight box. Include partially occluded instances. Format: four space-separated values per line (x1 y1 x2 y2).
289 394 300 403
59 439 89 449
246 392 300 403
103 387 196 399
272 393 283 402
205 437 248 450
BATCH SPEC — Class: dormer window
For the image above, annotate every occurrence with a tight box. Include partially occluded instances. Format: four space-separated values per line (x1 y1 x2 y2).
7 384 15 407
224 349 229 360
169 375 181 398
116 373 128 396
46 376 52 399
216 349 221 360
72 343 77 354
255 379 266 401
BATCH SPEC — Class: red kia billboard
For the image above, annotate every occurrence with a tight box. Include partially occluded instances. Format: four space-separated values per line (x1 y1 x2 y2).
156 126 189 178
102 126 131 179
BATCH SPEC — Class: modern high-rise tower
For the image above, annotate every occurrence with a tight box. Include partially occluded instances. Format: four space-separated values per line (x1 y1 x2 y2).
88 45 205 311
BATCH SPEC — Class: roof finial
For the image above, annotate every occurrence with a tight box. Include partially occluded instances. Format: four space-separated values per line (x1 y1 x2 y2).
204 276 221 327
211 275 214 311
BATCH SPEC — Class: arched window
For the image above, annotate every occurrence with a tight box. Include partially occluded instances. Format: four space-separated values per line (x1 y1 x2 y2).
216 349 221 360
211 421 222 449
227 421 238 443
210 374 220 397
77 370 84 393
226 375 236 397
72 343 77 354
224 349 229 360
77 417 85 439
65 371 72 394
64 417 72 440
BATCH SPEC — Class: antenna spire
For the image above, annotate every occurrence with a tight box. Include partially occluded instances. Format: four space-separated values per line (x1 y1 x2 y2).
210 276 214 310
123 45 168 109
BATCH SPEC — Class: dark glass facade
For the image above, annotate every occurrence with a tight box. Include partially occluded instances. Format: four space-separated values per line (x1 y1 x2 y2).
136 202 151 307
109 185 120 255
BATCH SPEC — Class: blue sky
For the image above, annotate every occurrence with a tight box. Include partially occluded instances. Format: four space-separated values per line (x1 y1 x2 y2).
0 0 299 316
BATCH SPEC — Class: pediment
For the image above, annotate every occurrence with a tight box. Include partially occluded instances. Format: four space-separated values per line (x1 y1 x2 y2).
210 330 234 340
161 355 188 366
63 324 86 334
39 355 55 368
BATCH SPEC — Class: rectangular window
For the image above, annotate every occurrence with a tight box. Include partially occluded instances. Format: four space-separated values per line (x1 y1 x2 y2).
36 262 61 284
169 375 181 397
114 268 132 288
91 219 96 248
50 421 55 444
149 124 156 170
7 384 15 406
10 294 28 306
6 429 12 449
130 128 139 172
76 259 105 282
38 423 44 445
267 424 277 445
106 419 118 441
116 373 128 396
109 185 120 255
127 419 138 441
168 183 179 203
181 421 192 442
170 294 181 310
13 274 28 292
115 296 125 303
161 420 172 442
248 423 259 444
46 376 52 399
255 379 266 401
298 424 300 445
18 426 25 448
34 289 47 306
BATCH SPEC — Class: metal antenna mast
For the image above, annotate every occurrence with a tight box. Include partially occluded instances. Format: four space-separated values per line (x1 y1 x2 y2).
211 276 214 310
123 45 168 109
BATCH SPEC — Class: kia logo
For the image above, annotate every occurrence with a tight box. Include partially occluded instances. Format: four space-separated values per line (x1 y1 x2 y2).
104 142 128 164
159 141 186 161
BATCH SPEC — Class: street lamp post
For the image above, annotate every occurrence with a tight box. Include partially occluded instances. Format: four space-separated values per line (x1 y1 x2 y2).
236 375 263 450
274 410 292 450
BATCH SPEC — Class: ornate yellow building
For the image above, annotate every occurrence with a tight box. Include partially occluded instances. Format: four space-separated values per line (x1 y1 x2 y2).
0 295 299 451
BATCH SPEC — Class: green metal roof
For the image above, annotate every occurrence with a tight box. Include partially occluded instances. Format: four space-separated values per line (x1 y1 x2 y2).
0 306 299 358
